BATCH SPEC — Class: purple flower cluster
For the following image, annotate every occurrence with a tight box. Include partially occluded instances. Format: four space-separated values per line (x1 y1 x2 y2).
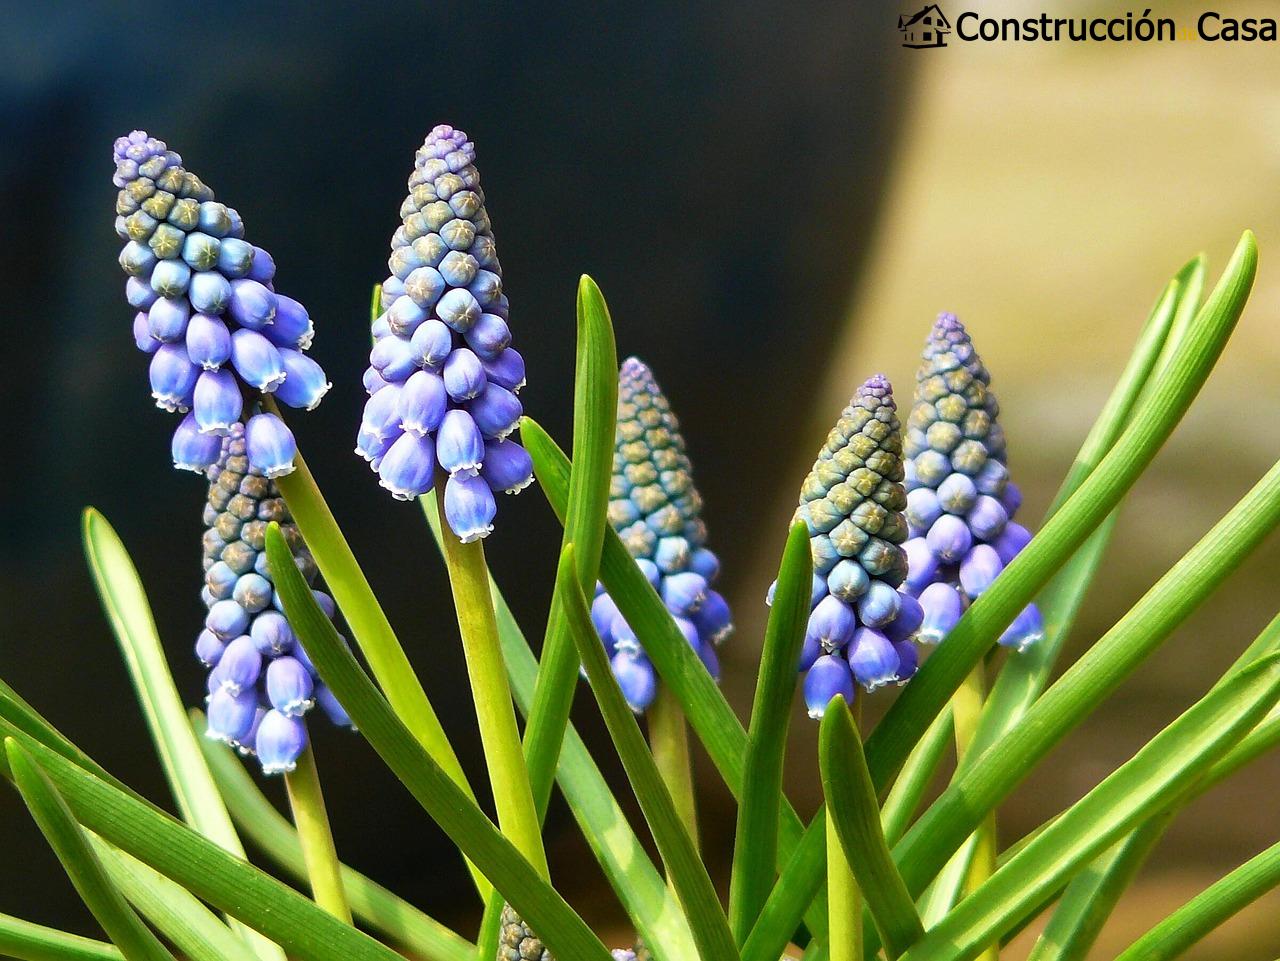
112 131 328 478
357 125 531 542
786 375 921 718
199 424 352 774
902 313 1042 651
589 360 731 713
497 905 638 961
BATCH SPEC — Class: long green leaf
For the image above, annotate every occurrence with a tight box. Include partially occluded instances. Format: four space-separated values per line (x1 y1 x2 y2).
0 729 404 961
521 416 828 940
892 457 1280 900
1113 839 1280 961
867 232 1255 793
0 914 120 961
728 522 812 944
559 544 740 961
741 815 826 961
523 272 617 815
91 840 255 961
265 524 613 961
966 257 1196 767
5 740 177 961
81 509 284 961
880 709 953 848
820 699 923 959
268 421 487 899
193 717 474 961
899 654 1280 961
420 494 694 961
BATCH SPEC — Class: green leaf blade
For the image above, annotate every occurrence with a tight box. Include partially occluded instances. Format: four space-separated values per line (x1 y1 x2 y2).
6 739 177 961
819 699 923 959
557 545 739 961
0 913 121 961
728 521 811 943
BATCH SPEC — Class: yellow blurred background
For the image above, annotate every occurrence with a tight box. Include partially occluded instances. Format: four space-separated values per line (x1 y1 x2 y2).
728 3 1280 956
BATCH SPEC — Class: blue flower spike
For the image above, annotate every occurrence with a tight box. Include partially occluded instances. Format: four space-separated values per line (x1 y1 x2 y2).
786 374 920 717
903 312 1042 651
112 130 328 477
358 124 532 541
200 423 354 774
588 359 732 713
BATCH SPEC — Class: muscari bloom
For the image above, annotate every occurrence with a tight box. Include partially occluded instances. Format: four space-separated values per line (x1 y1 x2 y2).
588 359 732 713
112 131 328 478
498 904 637 961
902 313 1042 651
783 375 921 719
357 124 531 542
199 423 352 774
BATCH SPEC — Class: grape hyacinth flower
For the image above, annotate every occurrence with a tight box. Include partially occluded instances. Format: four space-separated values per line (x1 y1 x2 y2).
357 125 531 542
199 423 352 774
588 359 732 713
902 313 1042 651
784 375 920 718
111 130 329 478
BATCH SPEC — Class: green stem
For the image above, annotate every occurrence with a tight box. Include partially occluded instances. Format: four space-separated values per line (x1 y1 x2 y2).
283 745 351 923
649 685 699 851
0 913 120 961
435 495 549 880
827 796 861 961
952 665 998 961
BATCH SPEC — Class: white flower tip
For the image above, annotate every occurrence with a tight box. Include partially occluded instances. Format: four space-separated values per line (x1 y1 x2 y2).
262 462 296 479
259 760 297 775
503 476 535 494
304 383 332 411
454 523 494 544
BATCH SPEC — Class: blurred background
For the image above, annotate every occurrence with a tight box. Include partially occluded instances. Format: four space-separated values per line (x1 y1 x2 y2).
2 0 1279 957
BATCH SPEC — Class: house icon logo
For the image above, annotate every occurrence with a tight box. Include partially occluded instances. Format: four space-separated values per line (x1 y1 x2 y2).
898 4 951 48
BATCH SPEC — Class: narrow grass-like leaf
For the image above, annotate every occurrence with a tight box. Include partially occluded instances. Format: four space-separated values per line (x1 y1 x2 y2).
193 717 474 961
265 525 612 961
0 729 404 961
968 259 1194 766
728 521 812 944
899 654 1280 961
892 457 1280 900
92 840 255 961
820 699 923 959
419 493 695 961
559 544 739 961
0 914 120 961
6 740 177 961
881 709 953 848
1113 839 1280 961
521 416 826 935
741 815 826 961
522 272 617 818
81 509 282 961
267 423 488 899
0 680 125 793
866 232 1256 791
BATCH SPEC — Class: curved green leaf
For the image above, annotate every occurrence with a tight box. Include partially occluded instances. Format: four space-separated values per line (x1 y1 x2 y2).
194 718 473 961
728 522 811 943
819 699 922 959
558 544 739 961
899 654 1280 961
81 509 283 961
0 913 120 961
265 524 612 961
1113 838 1280 961
6 740 177 961
0 729 403 961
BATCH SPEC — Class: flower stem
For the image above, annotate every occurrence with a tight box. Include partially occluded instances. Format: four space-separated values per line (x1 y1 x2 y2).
648 685 699 851
827 701 861 961
283 744 351 923
435 495 550 880
952 664 998 961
